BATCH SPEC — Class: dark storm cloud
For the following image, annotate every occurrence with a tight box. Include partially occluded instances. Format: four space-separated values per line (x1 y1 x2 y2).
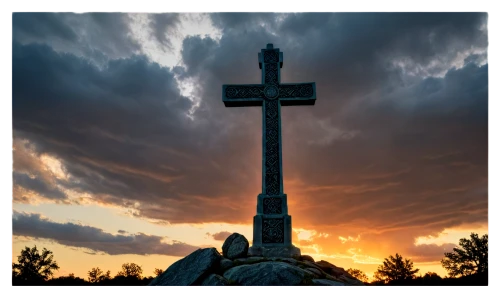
82 13 141 58
13 13 78 42
12 12 488 262
13 211 199 256
210 13 281 32
148 14 181 50
259 13 486 123
285 63 488 235
13 172 67 200
13 13 141 61
181 36 218 75
12 40 261 223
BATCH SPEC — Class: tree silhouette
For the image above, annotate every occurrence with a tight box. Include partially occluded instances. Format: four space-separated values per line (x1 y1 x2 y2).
12 245 60 284
116 262 143 279
441 232 488 277
422 272 442 283
154 268 164 277
374 253 419 283
372 271 386 284
346 268 368 282
47 273 89 285
87 267 111 283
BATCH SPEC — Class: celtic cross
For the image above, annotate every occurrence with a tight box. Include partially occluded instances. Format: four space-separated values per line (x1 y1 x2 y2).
222 43 316 255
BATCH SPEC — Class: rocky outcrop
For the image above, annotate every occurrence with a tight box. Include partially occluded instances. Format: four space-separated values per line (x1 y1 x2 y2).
150 233 364 286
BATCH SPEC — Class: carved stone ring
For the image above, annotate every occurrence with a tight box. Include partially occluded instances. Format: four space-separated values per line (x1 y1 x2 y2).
264 85 279 100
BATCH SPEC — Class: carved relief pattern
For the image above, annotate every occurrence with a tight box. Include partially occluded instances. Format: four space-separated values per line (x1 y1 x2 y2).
265 63 278 85
264 50 279 63
263 218 284 243
265 173 279 196
264 99 280 195
225 86 264 99
279 84 314 98
225 84 313 99
263 197 282 214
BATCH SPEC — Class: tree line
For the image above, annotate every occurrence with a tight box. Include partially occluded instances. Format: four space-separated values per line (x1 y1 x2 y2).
346 232 488 285
12 233 487 285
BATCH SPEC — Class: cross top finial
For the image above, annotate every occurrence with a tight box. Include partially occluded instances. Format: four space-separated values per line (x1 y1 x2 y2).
266 43 274 49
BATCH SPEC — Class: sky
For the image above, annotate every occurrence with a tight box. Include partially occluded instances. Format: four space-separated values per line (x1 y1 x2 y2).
9 10 490 280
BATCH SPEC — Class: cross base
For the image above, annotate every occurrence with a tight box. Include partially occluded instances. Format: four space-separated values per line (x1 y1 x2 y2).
249 212 301 258
247 245 301 258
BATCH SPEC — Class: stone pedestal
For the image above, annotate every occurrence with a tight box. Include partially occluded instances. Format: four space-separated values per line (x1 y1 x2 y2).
248 194 301 258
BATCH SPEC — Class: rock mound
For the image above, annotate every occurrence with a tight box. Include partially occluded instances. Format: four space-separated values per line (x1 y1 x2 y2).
150 233 364 285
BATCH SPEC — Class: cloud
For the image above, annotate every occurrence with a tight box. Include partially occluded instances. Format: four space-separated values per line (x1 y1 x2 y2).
13 13 142 63
406 243 457 263
148 14 181 50
13 211 199 256
13 172 67 201
209 231 232 241
12 13 488 269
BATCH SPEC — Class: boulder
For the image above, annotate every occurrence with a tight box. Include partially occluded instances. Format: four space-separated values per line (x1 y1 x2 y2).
277 257 299 265
307 267 324 277
302 260 327 274
149 248 221 286
201 274 230 285
316 260 346 276
300 255 315 262
218 258 234 273
222 233 249 259
223 261 311 285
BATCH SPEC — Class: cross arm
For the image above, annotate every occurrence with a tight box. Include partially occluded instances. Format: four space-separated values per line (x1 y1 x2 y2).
279 83 316 106
222 84 265 107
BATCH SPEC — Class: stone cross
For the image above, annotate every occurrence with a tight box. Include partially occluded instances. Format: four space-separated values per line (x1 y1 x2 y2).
222 43 316 257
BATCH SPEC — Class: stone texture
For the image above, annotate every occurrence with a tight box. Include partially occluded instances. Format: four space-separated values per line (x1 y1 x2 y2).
337 275 365 285
279 257 299 265
312 278 346 285
307 267 324 277
223 261 310 285
300 255 315 262
150 234 363 285
148 248 221 286
222 233 249 259
301 268 320 278
234 256 266 265
302 260 326 274
269 257 298 265
247 244 301 258
201 274 230 285
316 260 346 276
218 258 234 273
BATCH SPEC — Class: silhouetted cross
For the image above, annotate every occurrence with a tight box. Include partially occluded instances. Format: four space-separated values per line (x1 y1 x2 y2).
222 43 316 198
